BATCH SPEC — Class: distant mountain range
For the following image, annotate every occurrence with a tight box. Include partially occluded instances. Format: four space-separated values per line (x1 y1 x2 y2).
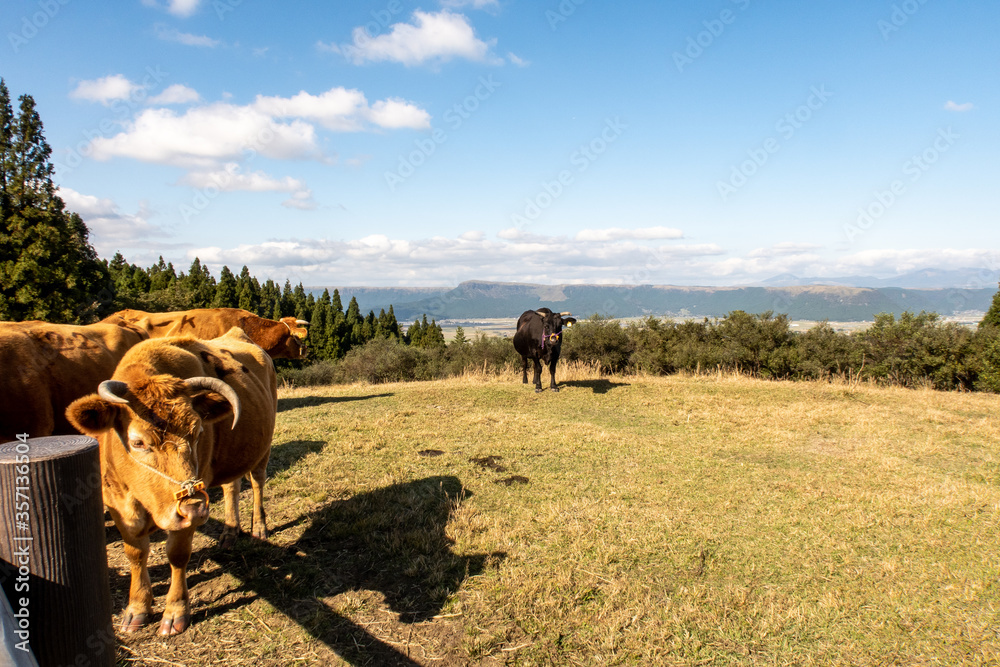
757 268 999 290
311 270 998 323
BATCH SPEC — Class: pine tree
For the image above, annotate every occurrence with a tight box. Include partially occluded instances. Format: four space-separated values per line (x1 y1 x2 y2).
292 283 308 320
386 305 400 339
181 257 215 307
0 84 106 322
213 265 238 308
0 80 13 229
981 281 1000 328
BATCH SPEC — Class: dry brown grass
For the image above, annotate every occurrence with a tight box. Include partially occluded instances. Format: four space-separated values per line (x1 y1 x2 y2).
113 372 1000 666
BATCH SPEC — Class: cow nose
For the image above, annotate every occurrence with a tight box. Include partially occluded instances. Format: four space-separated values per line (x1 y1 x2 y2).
177 498 209 523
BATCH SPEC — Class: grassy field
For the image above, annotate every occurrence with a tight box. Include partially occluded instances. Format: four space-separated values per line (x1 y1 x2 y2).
113 366 1000 666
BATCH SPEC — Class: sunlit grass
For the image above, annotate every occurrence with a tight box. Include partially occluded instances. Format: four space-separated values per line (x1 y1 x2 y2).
115 372 1000 666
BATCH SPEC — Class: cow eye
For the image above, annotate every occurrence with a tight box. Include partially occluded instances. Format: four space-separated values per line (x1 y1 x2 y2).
128 438 149 451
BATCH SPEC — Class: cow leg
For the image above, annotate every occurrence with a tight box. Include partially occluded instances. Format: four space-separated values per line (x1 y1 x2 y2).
532 359 543 392
247 454 269 540
159 526 196 636
549 360 560 392
119 533 153 632
521 356 529 384
219 479 242 549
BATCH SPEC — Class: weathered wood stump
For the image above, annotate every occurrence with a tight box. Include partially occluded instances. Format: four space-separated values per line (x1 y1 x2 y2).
0 435 114 667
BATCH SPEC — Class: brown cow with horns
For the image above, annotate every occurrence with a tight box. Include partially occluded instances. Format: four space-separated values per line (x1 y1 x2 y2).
67 327 277 636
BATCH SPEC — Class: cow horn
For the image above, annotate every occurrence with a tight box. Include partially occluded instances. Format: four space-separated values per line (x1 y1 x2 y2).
184 376 241 429
98 380 131 405
560 312 572 316
295 319 309 326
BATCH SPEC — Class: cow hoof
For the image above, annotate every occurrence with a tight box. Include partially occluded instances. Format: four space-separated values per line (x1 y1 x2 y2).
551 387 560 392
218 527 239 549
120 610 149 633
158 613 190 636
251 525 268 540
534 387 543 393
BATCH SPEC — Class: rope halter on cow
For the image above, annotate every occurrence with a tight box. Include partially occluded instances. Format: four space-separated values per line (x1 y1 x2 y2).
98 377 241 516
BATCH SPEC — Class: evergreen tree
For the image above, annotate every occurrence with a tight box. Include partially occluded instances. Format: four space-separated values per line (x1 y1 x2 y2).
0 80 12 224
0 84 105 322
213 265 238 308
181 257 215 307
279 279 293 317
309 298 330 359
331 288 343 314
980 280 1000 329
407 318 422 346
292 283 308 319
386 305 400 339
452 325 468 346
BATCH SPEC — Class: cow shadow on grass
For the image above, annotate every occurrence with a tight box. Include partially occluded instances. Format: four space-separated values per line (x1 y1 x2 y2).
277 393 393 413
109 475 502 665
561 379 630 394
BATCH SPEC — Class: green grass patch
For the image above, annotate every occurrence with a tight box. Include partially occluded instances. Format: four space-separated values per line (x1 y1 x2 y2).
114 373 1000 666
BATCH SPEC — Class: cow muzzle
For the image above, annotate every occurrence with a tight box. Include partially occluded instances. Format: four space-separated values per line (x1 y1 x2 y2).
174 480 209 524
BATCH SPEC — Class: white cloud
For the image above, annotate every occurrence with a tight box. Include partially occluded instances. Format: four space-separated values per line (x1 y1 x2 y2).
339 10 499 66
178 164 308 193
69 75 139 105
58 187 171 256
142 0 203 18
833 248 997 275
88 103 321 168
282 190 318 211
153 23 220 47
944 100 974 112
507 52 529 67
146 83 200 105
747 242 821 258
575 227 684 242
188 229 726 285
253 88 429 131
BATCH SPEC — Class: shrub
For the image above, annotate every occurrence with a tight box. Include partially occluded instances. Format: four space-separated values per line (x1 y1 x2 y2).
562 315 632 374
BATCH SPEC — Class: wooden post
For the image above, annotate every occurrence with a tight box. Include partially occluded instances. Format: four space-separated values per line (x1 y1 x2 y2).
0 435 114 667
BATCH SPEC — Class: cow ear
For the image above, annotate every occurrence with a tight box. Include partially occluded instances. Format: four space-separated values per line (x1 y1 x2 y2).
66 395 124 436
190 389 235 425
280 317 308 339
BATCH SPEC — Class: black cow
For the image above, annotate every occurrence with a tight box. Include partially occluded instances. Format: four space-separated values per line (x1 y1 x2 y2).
512 308 577 392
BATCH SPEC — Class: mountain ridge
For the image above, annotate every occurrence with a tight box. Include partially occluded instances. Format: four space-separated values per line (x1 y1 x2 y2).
311 274 996 323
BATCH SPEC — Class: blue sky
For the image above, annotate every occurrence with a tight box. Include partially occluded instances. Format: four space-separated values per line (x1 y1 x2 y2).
2 0 998 287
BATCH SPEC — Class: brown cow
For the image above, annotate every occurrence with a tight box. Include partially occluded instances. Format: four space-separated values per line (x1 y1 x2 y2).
101 308 309 359
0 321 148 443
66 327 277 636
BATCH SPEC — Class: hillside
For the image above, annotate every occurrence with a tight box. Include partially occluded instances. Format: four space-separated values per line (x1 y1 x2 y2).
313 281 995 322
